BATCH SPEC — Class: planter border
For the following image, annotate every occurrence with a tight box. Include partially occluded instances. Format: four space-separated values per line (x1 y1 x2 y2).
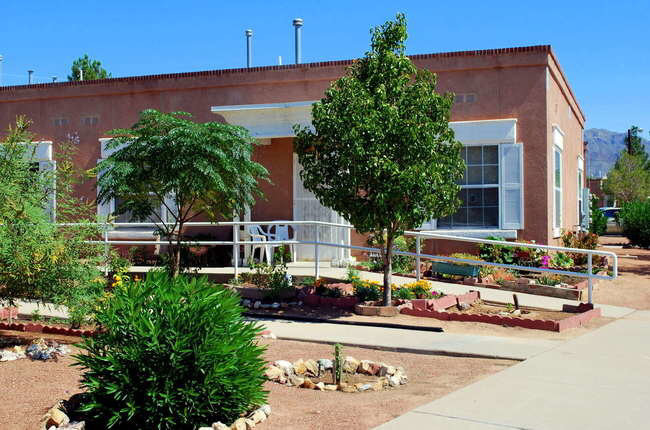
0 321 95 337
401 305 601 332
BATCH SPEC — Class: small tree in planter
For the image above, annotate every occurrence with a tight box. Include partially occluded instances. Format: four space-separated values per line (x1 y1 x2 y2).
294 14 464 305
97 110 269 276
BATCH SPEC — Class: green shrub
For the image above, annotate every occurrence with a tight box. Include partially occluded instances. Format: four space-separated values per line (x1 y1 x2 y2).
354 283 381 302
366 233 420 274
74 272 267 429
245 261 293 301
619 200 650 248
394 287 414 300
478 236 515 264
346 265 360 281
589 195 607 236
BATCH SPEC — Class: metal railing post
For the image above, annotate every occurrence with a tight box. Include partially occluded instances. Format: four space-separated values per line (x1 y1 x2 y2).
103 226 109 276
416 235 421 281
315 224 320 279
233 223 239 279
587 252 594 304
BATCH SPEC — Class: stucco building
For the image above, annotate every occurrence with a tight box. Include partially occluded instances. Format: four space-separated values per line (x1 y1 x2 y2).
0 44 586 263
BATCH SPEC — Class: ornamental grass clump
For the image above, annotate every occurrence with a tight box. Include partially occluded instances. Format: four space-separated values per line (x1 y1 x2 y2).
74 271 267 429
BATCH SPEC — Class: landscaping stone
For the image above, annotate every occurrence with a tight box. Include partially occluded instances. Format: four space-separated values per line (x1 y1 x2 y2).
323 384 338 391
45 407 69 428
315 382 325 391
265 365 283 381
358 360 375 375
248 409 266 424
357 383 372 392
300 378 316 389
260 404 271 416
274 360 293 375
379 364 396 377
253 301 261 309
339 383 357 393
231 418 248 430
304 359 319 376
289 375 305 387
293 358 307 375
318 358 333 371
212 423 229 430
343 356 360 373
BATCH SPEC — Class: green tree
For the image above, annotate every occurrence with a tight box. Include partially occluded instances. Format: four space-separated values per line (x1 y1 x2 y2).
68 54 111 81
0 117 104 325
603 151 650 204
624 125 646 160
293 14 464 305
97 109 269 276
588 194 607 235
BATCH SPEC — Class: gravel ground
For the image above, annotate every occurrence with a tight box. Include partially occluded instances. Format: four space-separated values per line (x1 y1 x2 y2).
593 235 650 309
0 337 515 430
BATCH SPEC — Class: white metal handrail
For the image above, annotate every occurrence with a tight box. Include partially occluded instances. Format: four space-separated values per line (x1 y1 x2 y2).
68 219 618 304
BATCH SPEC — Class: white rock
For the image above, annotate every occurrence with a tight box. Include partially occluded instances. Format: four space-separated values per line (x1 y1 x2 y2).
271 302 280 309
253 301 261 309
248 409 266 424
212 423 229 430
357 383 372 391
260 404 271 416
318 358 333 370
379 365 395 377
274 360 293 375
261 332 277 339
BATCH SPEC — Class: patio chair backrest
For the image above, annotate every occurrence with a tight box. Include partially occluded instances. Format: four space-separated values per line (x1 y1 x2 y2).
271 224 290 240
247 224 266 240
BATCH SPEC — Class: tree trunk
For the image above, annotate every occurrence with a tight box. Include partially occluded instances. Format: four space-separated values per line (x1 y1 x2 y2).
383 233 394 306
172 222 183 277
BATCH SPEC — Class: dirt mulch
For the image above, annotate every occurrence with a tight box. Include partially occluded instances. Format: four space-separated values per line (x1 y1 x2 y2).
593 235 650 310
445 301 575 321
0 338 515 430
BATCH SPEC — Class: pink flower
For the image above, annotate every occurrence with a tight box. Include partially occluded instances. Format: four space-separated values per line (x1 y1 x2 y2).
540 255 551 268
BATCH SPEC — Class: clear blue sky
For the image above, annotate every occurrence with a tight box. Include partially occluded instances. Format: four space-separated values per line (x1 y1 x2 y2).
1 0 648 132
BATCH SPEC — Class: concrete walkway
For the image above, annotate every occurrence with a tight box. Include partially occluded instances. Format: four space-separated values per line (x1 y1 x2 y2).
259 318 559 361
375 310 650 430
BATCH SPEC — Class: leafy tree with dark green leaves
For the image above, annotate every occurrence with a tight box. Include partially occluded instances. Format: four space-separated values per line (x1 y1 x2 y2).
68 54 111 81
97 109 269 276
603 151 650 204
624 126 647 161
293 14 464 305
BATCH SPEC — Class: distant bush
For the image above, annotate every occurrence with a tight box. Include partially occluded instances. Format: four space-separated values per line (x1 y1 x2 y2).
589 195 607 236
619 200 650 248
74 272 267 429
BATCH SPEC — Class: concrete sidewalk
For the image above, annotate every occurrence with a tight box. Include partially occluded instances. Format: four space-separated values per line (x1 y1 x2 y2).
259 319 560 361
375 310 650 430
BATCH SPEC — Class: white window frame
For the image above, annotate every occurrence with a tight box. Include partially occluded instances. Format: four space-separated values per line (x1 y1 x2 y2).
552 126 564 238
577 156 584 228
437 143 501 230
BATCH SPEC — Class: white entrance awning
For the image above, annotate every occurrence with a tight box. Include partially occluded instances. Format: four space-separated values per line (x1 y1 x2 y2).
211 101 316 139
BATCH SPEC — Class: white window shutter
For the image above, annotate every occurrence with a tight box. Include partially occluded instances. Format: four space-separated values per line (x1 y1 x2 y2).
96 160 112 219
500 143 523 230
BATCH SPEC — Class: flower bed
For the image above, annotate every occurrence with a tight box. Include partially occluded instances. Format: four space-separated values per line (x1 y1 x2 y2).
265 356 407 393
400 299 601 332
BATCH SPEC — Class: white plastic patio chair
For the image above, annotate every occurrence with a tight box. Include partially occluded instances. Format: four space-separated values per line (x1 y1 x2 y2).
266 224 297 263
243 224 271 264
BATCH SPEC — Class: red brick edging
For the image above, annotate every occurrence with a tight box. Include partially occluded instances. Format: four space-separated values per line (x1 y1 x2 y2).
400 303 601 332
0 321 96 337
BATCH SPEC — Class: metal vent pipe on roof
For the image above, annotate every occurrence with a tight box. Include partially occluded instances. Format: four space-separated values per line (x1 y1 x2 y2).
245 29 253 68
27 70 33 84
293 18 303 64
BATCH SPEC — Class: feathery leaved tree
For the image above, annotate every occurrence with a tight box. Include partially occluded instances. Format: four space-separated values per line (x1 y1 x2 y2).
68 54 111 81
96 110 269 276
293 14 464 306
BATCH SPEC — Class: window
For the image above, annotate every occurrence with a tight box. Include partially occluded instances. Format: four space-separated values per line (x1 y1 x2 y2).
577 157 584 227
553 146 562 233
53 118 68 127
113 195 165 224
82 116 98 126
438 145 499 228
453 93 478 104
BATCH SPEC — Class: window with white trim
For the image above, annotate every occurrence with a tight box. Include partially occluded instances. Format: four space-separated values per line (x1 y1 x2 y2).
438 145 499 228
553 146 563 232
577 157 584 225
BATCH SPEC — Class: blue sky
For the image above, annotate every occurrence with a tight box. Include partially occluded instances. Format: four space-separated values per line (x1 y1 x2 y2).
0 0 648 132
